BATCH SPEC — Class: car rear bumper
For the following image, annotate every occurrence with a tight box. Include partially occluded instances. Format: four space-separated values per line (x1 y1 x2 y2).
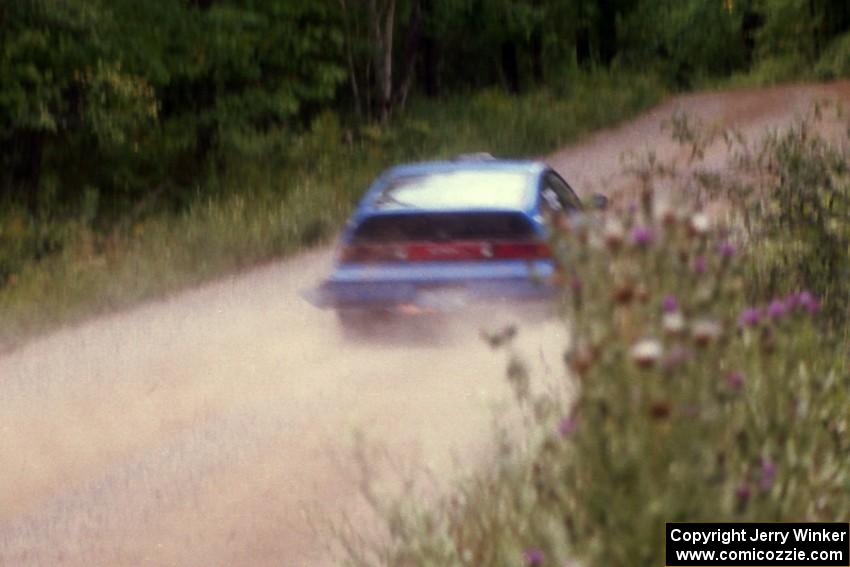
317 278 554 310
303 259 558 312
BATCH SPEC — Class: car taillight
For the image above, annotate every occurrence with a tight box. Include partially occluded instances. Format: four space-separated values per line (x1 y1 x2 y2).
491 241 551 259
340 240 550 263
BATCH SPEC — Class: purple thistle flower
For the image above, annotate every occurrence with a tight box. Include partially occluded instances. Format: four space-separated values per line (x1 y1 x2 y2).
767 299 788 320
558 414 578 437
693 255 707 274
798 290 821 313
725 371 745 391
631 226 655 247
524 548 545 566
718 240 736 258
738 307 763 328
760 456 777 491
662 295 679 313
735 482 751 503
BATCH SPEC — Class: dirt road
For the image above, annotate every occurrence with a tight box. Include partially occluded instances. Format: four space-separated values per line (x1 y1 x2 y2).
2 82 849 567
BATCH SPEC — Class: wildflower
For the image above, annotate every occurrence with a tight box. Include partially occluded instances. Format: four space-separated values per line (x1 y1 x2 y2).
649 401 672 420
797 290 821 313
767 299 787 320
718 240 736 258
738 307 763 328
612 282 635 305
631 339 663 368
657 205 676 226
524 548 545 566
725 371 745 391
693 255 707 274
691 319 722 346
662 294 679 313
663 311 686 336
603 219 626 250
760 456 777 491
558 414 578 437
689 212 711 237
631 225 655 247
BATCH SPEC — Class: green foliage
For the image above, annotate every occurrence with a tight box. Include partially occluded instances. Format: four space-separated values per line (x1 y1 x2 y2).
618 0 748 86
0 0 346 213
1 0 849 224
707 107 850 332
815 31 850 79
755 0 821 61
662 107 850 332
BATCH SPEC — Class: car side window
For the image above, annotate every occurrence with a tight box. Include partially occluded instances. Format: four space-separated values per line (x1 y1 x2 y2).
540 171 581 217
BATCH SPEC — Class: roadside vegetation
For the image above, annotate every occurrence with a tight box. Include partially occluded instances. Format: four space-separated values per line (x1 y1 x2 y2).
340 110 850 566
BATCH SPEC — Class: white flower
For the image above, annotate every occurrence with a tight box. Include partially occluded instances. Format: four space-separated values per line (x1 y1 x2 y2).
689 212 711 236
691 319 723 346
603 218 626 250
631 339 663 367
663 311 686 335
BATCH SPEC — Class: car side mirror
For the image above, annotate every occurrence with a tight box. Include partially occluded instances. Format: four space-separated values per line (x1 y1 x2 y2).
590 193 608 210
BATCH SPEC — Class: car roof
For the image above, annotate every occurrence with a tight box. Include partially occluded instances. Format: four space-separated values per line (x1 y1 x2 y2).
359 159 548 215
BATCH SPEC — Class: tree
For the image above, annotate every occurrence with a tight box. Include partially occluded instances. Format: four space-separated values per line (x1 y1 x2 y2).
0 0 157 209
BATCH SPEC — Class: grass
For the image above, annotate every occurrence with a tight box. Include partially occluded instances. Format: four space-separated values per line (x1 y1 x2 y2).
0 70 665 349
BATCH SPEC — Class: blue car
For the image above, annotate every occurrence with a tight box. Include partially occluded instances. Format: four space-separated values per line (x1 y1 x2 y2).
308 155 595 335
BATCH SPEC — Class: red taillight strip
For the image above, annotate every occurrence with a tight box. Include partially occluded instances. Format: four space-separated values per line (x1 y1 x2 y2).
491 241 551 259
340 240 551 263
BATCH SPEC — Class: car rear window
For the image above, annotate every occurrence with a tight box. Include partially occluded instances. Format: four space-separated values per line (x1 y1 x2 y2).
374 171 531 210
351 212 536 242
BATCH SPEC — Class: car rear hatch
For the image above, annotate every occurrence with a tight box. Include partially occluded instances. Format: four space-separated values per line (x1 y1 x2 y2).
312 211 555 310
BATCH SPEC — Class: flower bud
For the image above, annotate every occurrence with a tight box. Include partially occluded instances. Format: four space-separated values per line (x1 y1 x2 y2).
663 311 686 336
662 295 679 313
691 319 722 347
725 371 745 391
612 283 635 305
631 339 663 368
631 225 656 247
603 219 626 251
688 212 711 237
738 307 763 328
